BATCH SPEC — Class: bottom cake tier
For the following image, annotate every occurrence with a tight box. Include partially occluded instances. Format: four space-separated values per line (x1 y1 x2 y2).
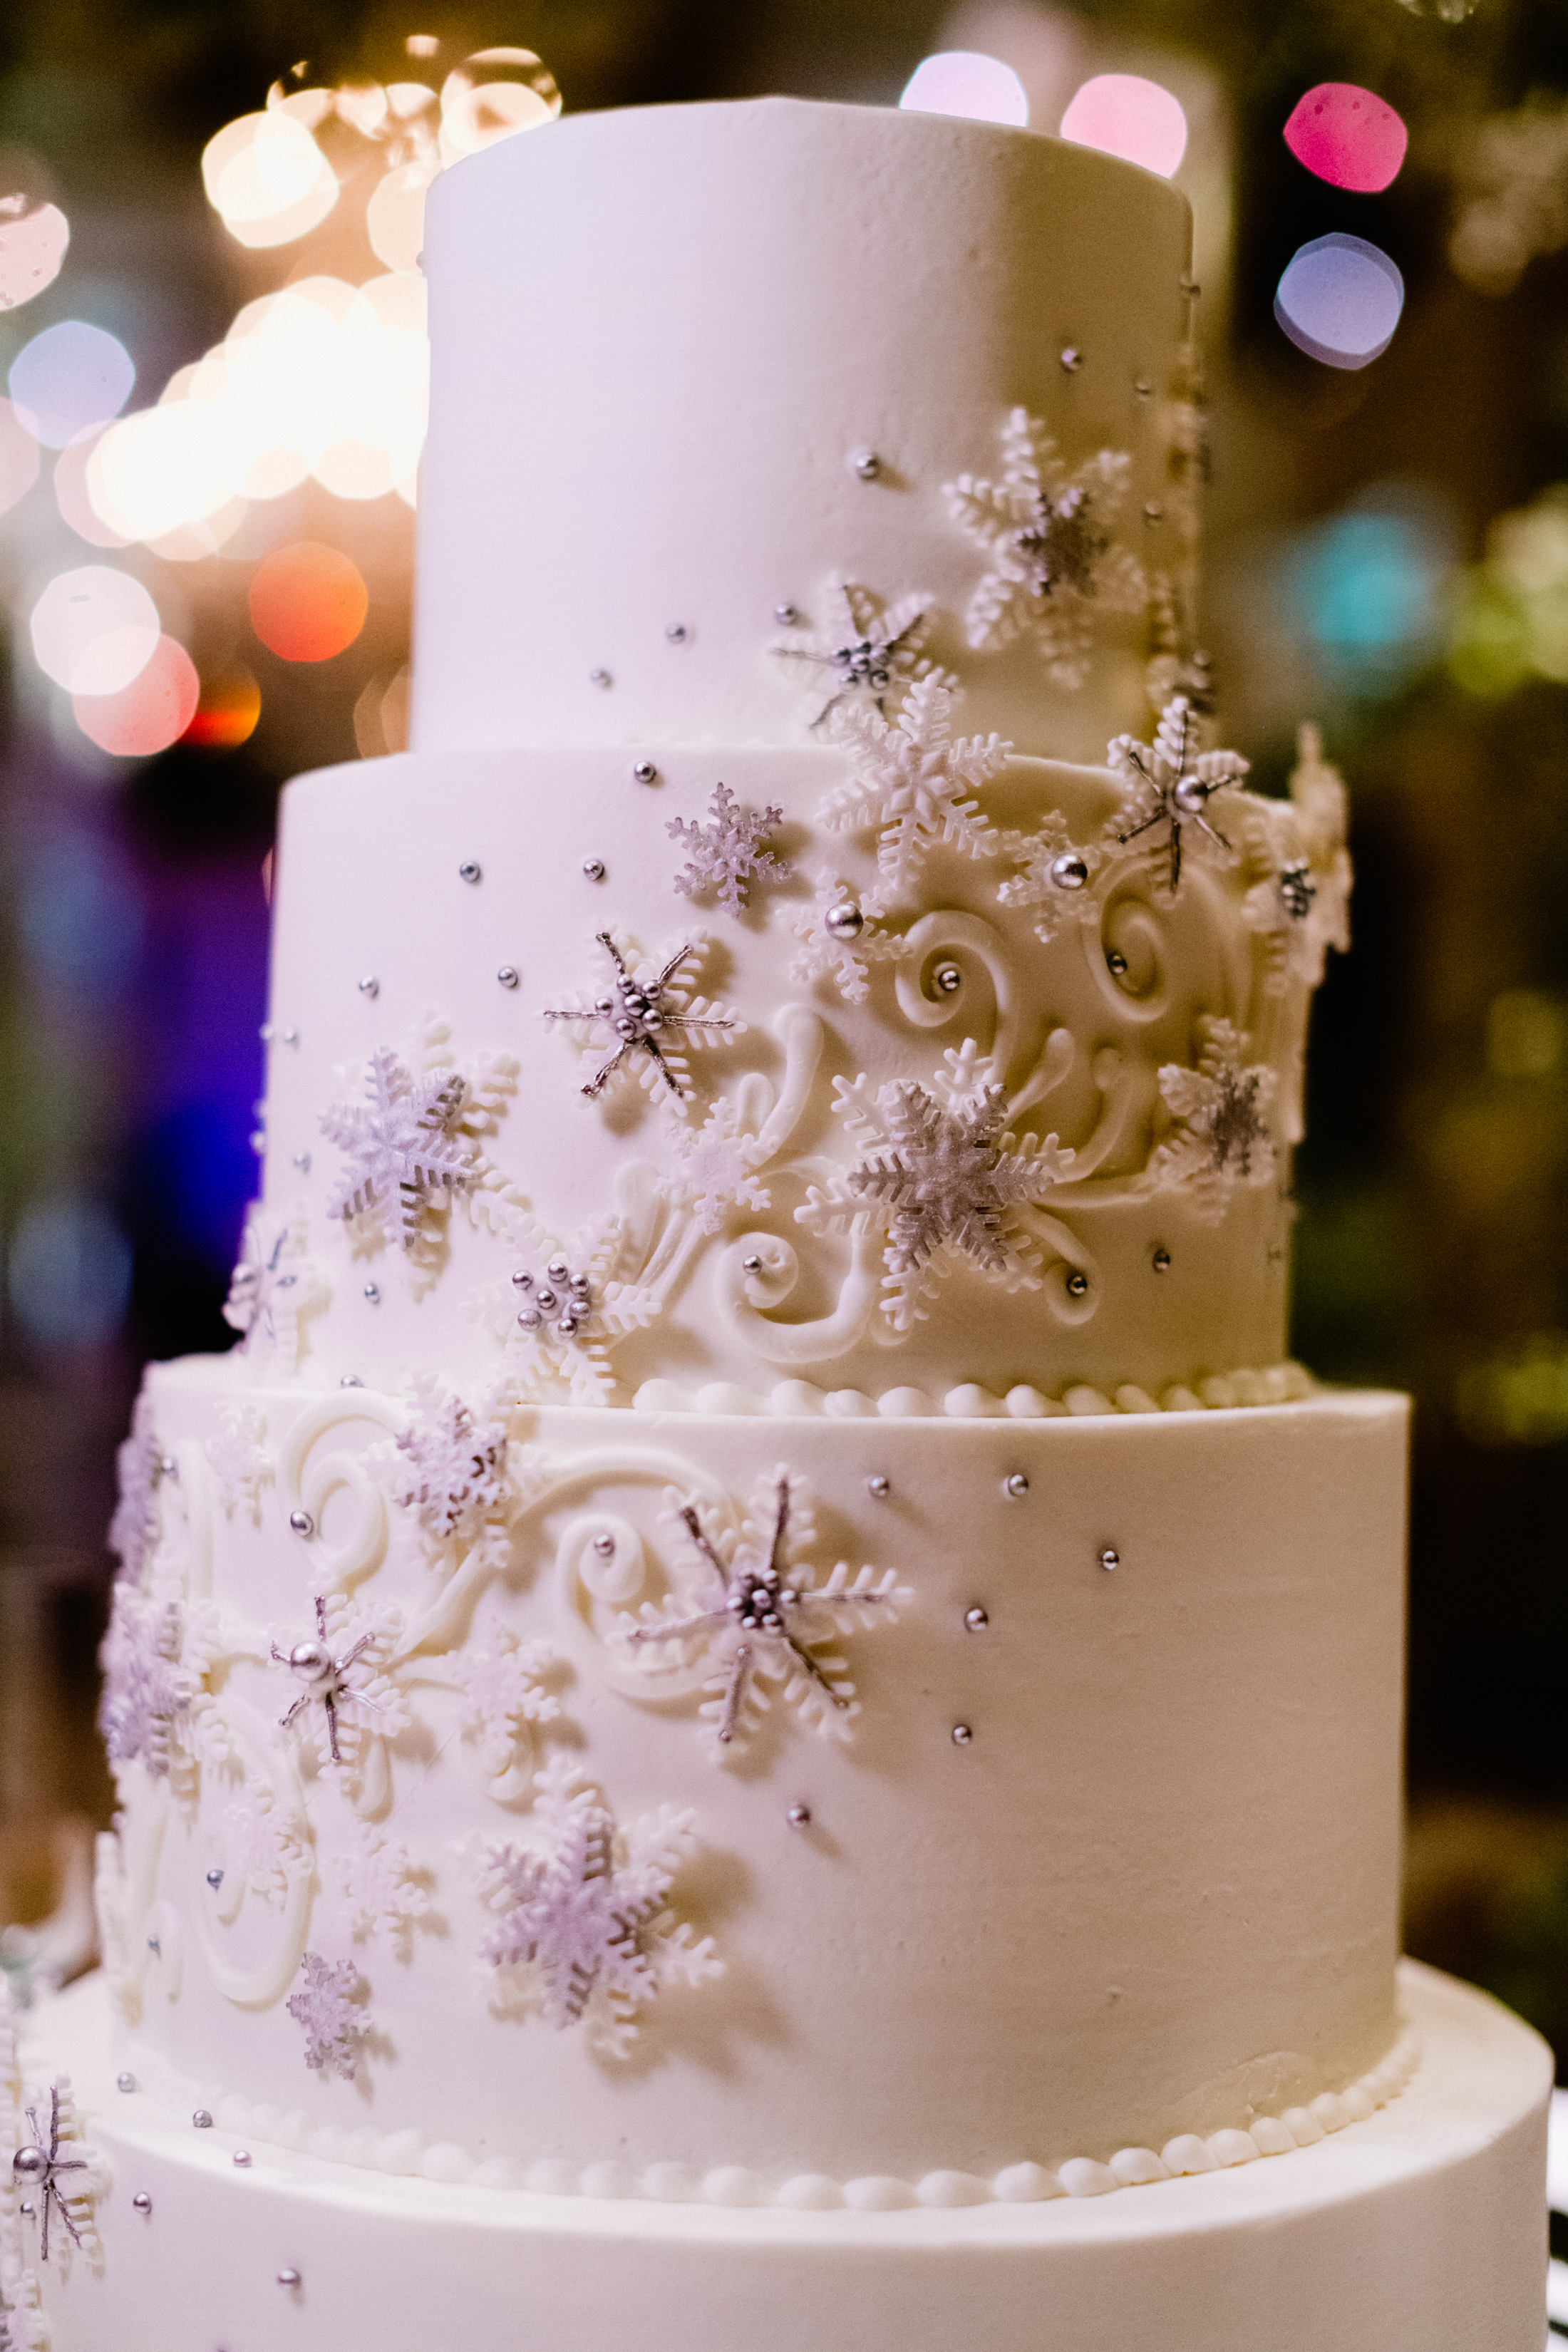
9 1963 1549 2352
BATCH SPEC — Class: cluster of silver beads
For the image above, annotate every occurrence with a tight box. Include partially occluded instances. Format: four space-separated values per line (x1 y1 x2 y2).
514 1259 592 1339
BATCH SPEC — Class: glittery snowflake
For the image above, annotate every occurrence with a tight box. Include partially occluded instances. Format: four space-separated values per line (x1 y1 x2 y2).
287 1951 367 2080
820 676 1007 912
219 1777 310 1910
943 408 1145 688
1107 696 1249 897
320 1048 478 1250
799 1041 1073 1331
785 873 910 1004
334 1821 431 1958
271 1593 408 1779
1149 1017 1277 1222
222 1204 326 1372
98 1582 221 1797
542 931 742 1118
669 1095 772 1236
108 1393 163 1587
770 578 949 729
1241 723 1352 994
995 812 1105 944
458 1624 561 1783
467 1755 721 2058
618 1469 911 1758
668 783 789 916
207 1403 272 1521
494 1217 662 1407
391 1376 518 1571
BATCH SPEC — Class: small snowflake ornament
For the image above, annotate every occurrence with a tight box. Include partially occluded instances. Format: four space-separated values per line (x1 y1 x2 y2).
272 1593 408 1776
287 1951 367 2080
1241 722 1353 994
0 2259 48 2352
495 1217 662 1407
222 1205 325 1371
1108 696 1249 897
799 1041 1073 1331
771 577 949 729
334 1821 430 1958
669 1095 772 1236
821 676 1007 912
219 1778 310 1911
320 1048 478 1251
458 1625 561 1783
98 1582 221 1797
619 1469 911 1758
108 1394 163 1587
668 783 789 916
542 930 742 1116
391 1377 517 1570
996 812 1105 944
207 1403 272 1520
943 408 1145 688
6 2083 97 2271
1144 568 1214 717
467 1755 720 2058
785 873 910 1004
1149 1016 1277 1222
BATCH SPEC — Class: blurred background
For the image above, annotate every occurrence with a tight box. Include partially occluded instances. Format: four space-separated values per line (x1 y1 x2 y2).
0 0 1565 2062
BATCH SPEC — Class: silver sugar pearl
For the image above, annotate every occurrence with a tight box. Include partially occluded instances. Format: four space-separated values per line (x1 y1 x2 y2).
132 2191 152 2214
497 965 520 989
1152 1247 1171 1273
16 2202 33 2217
1004 1472 1030 1499
1059 346 1082 372
340 1373 363 1388
773 603 800 626
512 1269 533 1287
786 1802 812 1829
582 858 607 882
363 1281 381 1302
589 667 612 688
357 975 378 998
1100 1547 1120 1571
665 622 689 644
289 1509 314 1537
159 1455 178 1479
592 1534 617 1559
850 448 882 481
147 1934 160 1956
964 1606 989 1633
1172 774 1208 815
866 1474 890 1499
282 1028 299 1046
933 961 962 996
824 899 865 940
292 1150 311 1172
951 1723 974 1746
1066 1270 1089 1298
12 2147 48 2185
1107 950 1129 976
742 1253 764 1274
517 1308 542 1331
278 2269 302 2289
233 2150 252 2167
288 1638 334 1683
1051 852 1090 893
192 2110 213 2130
117 2072 136 2094
632 759 658 785
1144 502 1164 523
459 859 482 883
1134 377 1154 398
206 1868 225 1889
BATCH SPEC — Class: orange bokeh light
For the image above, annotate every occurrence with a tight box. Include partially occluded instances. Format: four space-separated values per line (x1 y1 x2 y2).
73 634 200 757
248 540 369 661
182 669 262 748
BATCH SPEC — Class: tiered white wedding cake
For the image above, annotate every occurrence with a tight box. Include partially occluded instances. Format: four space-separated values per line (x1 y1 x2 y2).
4 98 1548 2352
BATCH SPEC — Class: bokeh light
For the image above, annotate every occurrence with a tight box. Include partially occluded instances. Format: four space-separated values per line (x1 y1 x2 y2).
1274 234 1404 370
438 49 561 161
0 396 41 516
248 541 368 662
1448 484 1568 696
367 158 438 272
0 195 70 310
1289 499 1452 689
73 635 200 756
30 564 160 694
7 1196 133 1350
201 105 339 249
54 429 129 547
9 321 135 448
1060 75 1187 179
899 52 1029 128
182 669 262 748
1284 84 1408 194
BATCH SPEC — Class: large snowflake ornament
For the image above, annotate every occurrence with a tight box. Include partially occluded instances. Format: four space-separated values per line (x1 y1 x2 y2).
618 1470 911 1758
1242 722 1353 993
334 1822 430 1957
320 1048 478 1251
943 408 1145 687
542 931 742 1117
458 1624 561 1783
222 1205 326 1371
271 1593 408 1777
287 1951 367 2080
820 676 1008 912
6 2083 97 2271
996 812 1105 945
108 1394 163 1587
785 872 910 1005
1149 1016 1277 1222
771 577 949 729
391 1376 520 1570
1108 696 1249 897
800 1042 1073 1331
668 783 788 916
219 1777 310 1911
98 1582 221 1795
468 1755 720 2058
495 1217 662 1407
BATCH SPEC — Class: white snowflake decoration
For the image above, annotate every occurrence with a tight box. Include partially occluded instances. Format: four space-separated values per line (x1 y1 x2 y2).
821 676 1008 912
98 1582 221 1797
771 577 949 729
271 1592 408 1780
618 1468 911 1758
668 783 788 916
287 1951 367 2080
5 2081 98 2274
785 873 910 1005
467 1755 720 2058
458 1625 561 1783
320 1048 478 1251
207 1403 272 1521
669 1095 772 1236
493 1217 662 1408
1144 567 1214 717
334 1822 430 1958
0 2259 48 2352
1241 723 1352 993
222 1204 325 1371
219 1778 310 1911
1107 695 1249 897
943 407 1145 688
1149 1016 1277 1223
108 1394 163 1587
799 1041 1073 1331
995 812 1105 944
542 930 742 1118
391 1377 518 1571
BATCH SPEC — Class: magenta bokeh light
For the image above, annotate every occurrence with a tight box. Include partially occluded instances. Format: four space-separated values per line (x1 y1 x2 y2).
1284 83 1407 195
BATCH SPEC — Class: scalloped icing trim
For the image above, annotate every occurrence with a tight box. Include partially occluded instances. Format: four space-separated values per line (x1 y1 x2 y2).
116 2022 1420 2212
631 1361 1316 1420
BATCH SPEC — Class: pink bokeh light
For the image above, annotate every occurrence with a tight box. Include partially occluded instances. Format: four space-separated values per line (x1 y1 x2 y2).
73 634 200 756
1284 84 1407 195
1059 75 1187 180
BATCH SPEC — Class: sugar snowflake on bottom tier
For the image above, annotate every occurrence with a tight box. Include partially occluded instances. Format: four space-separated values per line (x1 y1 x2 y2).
5 2082 98 2271
1239 723 1353 994
390 1375 523 1570
995 812 1105 945
1149 1016 1276 1223
219 1777 310 1910
1106 695 1249 898
334 1822 431 1958
467 1756 721 2059
458 1626 561 1783
668 782 789 915
820 676 1007 912
617 1469 912 1758
785 873 910 1004
287 1952 367 2080
669 1095 772 1235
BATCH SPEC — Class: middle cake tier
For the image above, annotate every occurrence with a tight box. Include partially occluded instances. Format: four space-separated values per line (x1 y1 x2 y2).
252 735 1347 1405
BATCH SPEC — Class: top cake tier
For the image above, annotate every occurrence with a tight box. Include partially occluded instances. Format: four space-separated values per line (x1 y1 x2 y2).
411 98 1196 765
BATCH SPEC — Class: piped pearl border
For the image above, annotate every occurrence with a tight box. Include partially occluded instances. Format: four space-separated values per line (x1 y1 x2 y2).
632 1361 1314 1421
123 2024 1420 2213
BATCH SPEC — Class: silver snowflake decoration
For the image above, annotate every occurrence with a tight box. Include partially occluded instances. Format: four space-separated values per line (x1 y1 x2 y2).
799 1042 1073 1331
468 1755 720 2058
272 1594 407 1774
8 2086 93 2268
618 1469 911 1758
1107 696 1249 897
320 1047 476 1250
542 931 742 1116
995 812 1105 945
287 1951 366 2080
392 1378 514 1564
820 676 1007 912
943 408 1145 688
108 1394 163 1587
222 1205 325 1371
668 783 789 916
784 873 910 1005
1150 1016 1277 1223
497 1217 661 1406
771 578 949 729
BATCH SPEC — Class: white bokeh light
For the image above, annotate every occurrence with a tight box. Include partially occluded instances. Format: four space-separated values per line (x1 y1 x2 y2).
30 564 160 695
1060 74 1188 178
899 51 1029 128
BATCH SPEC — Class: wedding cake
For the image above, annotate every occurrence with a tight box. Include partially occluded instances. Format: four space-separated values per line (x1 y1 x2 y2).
4 97 1548 2352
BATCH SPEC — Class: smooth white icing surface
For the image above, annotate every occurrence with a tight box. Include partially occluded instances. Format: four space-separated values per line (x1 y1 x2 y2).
16 1963 1552 2351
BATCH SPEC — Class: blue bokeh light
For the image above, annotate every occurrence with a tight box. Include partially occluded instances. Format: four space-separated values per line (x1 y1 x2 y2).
9 1196 133 1348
